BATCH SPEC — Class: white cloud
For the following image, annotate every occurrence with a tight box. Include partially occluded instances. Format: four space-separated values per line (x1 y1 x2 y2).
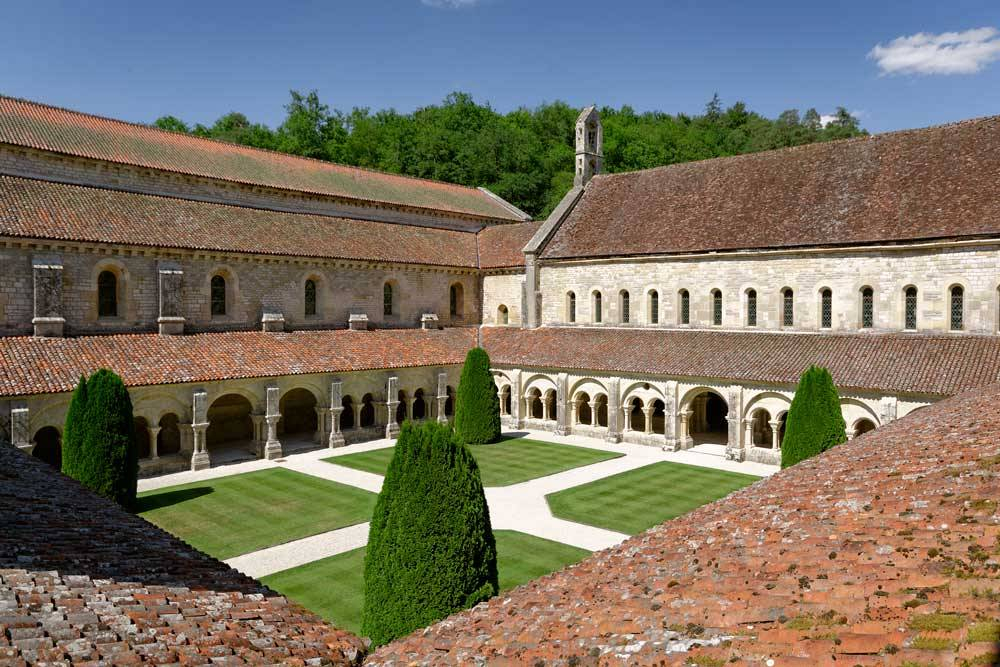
820 110 864 127
421 0 480 8
869 27 1000 75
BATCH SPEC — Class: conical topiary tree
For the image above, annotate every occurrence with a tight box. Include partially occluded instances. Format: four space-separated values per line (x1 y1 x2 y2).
61 369 139 509
453 347 501 445
362 420 498 646
780 365 847 469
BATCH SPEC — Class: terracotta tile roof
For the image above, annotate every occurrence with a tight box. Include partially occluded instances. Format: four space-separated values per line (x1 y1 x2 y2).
543 115 1000 259
0 446 366 665
0 328 475 397
0 175 480 267
482 326 1000 395
0 96 522 221
372 382 1000 666
476 221 540 268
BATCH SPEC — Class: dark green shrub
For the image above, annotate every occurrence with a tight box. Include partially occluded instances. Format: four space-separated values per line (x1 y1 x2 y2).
453 347 501 445
780 365 847 468
362 420 498 646
61 369 139 509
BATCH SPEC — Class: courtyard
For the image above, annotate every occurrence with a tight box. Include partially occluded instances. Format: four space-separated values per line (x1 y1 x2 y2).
137 429 774 633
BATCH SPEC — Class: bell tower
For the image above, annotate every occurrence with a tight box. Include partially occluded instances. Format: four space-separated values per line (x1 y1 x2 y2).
574 105 603 186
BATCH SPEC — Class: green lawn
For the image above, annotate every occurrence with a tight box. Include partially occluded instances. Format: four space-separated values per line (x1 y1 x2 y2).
324 437 622 486
261 530 589 635
137 468 378 560
546 461 761 535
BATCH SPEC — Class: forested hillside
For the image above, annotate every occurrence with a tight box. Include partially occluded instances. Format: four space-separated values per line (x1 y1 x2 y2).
155 91 865 218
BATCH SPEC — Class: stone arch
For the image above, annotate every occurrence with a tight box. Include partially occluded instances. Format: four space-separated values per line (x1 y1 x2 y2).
566 291 576 323
570 378 608 401
840 398 879 435
92 259 129 320
744 287 758 327
445 386 455 417
618 289 630 324
817 286 833 329
852 418 877 438
625 396 646 432
574 391 592 425
710 288 723 326
621 381 663 407
523 374 557 396
591 290 603 323
498 384 512 416
497 304 509 325
131 392 190 426
525 387 544 419
341 395 356 430
412 389 428 420
859 285 875 329
396 389 408 424
678 288 690 325
543 389 556 422
780 287 794 327
647 289 660 325
680 387 729 446
279 387 319 438
158 412 182 456
206 393 254 450
947 281 967 331
134 416 151 459
594 393 608 427
206 265 238 319
750 408 773 447
743 391 792 423
360 393 377 428
650 399 666 435
32 426 62 469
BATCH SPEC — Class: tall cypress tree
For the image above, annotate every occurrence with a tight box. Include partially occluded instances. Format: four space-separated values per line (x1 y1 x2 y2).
453 347 501 445
362 420 498 646
61 369 139 509
780 365 847 469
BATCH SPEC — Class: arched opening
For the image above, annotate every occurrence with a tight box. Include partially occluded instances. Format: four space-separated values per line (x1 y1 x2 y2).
360 393 376 428
412 389 427 420
497 304 509 325
449 283 464 318
950 285 964 331
210 274 227 316
341 396 355 430
711 289 722 326
279 388 318 438
904 286 918 330
499 385 512 415
396 390 408 424
567 291 576 323
678 289 690 325
575 392 592 425
304 279 317 317
648 290 659 324
860 287 874 329
781 288 794 327
619 290 630 324
97 270 118 318
158 413 181 456
526 388 543 419
650 399 666 434
206 394 253 450
853 418 877 437
543 389 556 421
383 282 395 317
594 394 608 427
746 289 757 327
445 386 455 417
820 288 832 329
32 426 61 469
592 291 602 323
687 390 729 445
627 398 645 432
134 416 151 459
751 409 773 448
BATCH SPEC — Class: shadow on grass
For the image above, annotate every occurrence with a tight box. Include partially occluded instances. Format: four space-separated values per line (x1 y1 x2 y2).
136 485 214 512
497 431 530 441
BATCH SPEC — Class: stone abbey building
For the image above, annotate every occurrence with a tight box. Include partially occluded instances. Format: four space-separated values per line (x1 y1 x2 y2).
4 96 1000 472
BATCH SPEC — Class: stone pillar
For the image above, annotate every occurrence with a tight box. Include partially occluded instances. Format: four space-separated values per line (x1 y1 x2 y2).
725 386 745 462
605 377 621 443
569 401 578 428
405 398 414 420
314 406 327 444
250 414 265 456
622 405 631 433
32 257 65 337
264 386 282 460
554 373 569 436
436 372 449 423
353 404 362 430
769 420 781 450
385 376 400 439
846 428 857 441
510 370 523 428
11 406 30 453
148 426 161 460
643 406 654 434
190 390 210 470
743 418 754 449
541 395 551 421
328 380 345 447
157 263 185 335
679 409 693 449
588 401 598 427
663 381 678 450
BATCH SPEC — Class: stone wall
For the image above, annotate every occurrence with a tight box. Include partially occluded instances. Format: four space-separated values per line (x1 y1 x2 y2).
538 242 1000 333
481 272 525 326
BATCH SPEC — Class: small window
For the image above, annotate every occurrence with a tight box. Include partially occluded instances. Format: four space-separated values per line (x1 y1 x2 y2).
904 287 917 330
679 289 690 325
210 275 226 316
746 289 757 327
782 288 794 327
449 283 464 318
950 285 964 330
593 291 602 324
383 283 393 317
304 279 317 317
97 270 117 317
711 289 722 326
497 304 509 325
860 287 874 328
620 290 630 323
820 289 832 329
567 291 576 323
649 290 659 324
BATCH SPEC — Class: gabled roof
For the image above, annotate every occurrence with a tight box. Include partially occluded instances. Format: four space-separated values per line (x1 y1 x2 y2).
477 220 541 268
542 115 1000 259
0 96 524 222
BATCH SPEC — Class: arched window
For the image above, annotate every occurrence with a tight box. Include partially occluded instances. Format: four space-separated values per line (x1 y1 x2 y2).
383 283 393 317
746 289 757 327
904 286 918 330
449 283 464 318
97 270 117 317
593 291 602 323
820 288 832 329
210 275 226 316
711 289 722 326
567 292 576 323
648 290 659 324
950 285 964 331
304 279 317 317
497 304 509 325
619 290 630 323
781 288 794 326
679 289 690 325
860 287 874 328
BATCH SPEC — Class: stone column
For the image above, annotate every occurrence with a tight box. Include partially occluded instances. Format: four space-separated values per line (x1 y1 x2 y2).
724 386 745 462
743 418 754 449
554 373 569 436
663 381 679 450
643 405 654 434
328 380 345 447
769 420 781 450
32 257 65 337
148 426 161 460
569 400 578 428
436 372 449 423
846 428 857 441
157 263 185 335
622 405 631 433
605 378 621 443
314 406 327 444
679 409 693 449
250 414 265 456
353 404 362 430
385 376 400 439
510 370 523 428
190 390 210 470
263 386 282 460
588 400 598 427
11 406 30 453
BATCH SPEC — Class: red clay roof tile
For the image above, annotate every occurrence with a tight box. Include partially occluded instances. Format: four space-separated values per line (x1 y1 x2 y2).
477 220 539 268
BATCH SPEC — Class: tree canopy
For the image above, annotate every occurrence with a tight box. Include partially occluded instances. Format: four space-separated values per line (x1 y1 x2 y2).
154 91 866 218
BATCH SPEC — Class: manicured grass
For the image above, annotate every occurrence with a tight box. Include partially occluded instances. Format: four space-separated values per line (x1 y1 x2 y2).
324 437 622 486
137 468 378 560
546 461 761 535
261 530 589 635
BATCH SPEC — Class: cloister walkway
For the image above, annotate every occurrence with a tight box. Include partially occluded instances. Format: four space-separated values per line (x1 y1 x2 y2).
138 429 778 579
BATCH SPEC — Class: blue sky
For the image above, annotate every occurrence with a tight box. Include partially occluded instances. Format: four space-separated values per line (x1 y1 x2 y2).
2 0 999 133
